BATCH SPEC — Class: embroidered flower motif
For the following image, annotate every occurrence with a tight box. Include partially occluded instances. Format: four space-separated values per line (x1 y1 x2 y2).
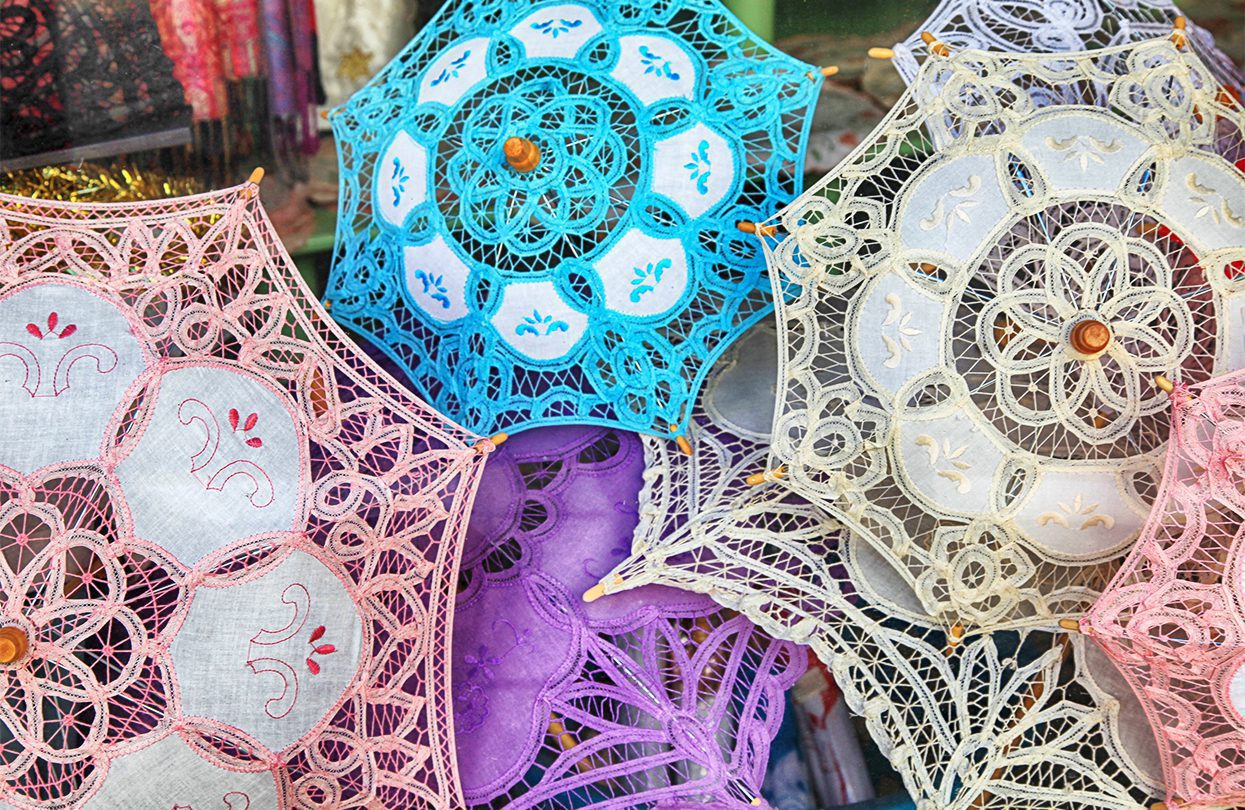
1036 494 1116 530
430 49 471 87
684 140 712 195
629 258 671 302
914 434 973 493
227 407 264 448
24 311 76 340
305 624 336 676
881 292 921 368
413 269 452 308
639 45 680 80
390 158 409 208
919 175 980 231
530 18 582 38
1045 134 1123 172
918 523 1037 627
516 309 570 337
1187 174 1244 227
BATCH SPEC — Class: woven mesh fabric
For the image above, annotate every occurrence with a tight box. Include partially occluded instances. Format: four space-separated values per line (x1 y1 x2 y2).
0 185 487 809
325 0 822 439
452 423 804 808
592 324 1164 809
1086 372 1245 808
758 38 1245 636
887 0 1244 94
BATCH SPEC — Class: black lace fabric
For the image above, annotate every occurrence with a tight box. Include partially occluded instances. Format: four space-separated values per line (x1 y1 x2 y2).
0 0 190 161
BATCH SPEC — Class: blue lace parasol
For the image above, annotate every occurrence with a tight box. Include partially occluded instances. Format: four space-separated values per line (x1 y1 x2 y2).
325 0 822 438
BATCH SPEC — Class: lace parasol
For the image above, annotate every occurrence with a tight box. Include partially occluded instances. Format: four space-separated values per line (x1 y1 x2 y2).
1086 371 1245 808
452 423 805 808
0 178 488 808
590 323 1165 809
881 0 1244 95
755 34 1245 636
324 0 824 440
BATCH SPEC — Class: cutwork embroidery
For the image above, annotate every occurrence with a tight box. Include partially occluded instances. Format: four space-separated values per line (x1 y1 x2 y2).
684 140 712 194
2 311 118 398
919 175 980 231
1045 134 1123 171
1188 174 1244 226
1037 494 1117 530
639 45 679 80
915 434 973 493
531 18 582 37
881 293 921 368
630 258 671 302
178 399 275 508
516 309 569 337
431 50 471 86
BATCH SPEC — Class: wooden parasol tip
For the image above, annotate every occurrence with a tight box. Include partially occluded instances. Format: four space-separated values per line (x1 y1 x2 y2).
868 47 896 60
1058 618 1082 633
671 427 693 456
1155 374 1175 394
0 627 29 665
319 109 329 120
737 221 778 238
248 166 265 187
490 432 509 447
504 136 541 173
807 65 840 80
921 31 951 57
583 583 605 603
746 465 786 486
1171 16 1187 48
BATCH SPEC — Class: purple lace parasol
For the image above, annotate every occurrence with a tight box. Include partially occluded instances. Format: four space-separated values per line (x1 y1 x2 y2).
450 424 806 809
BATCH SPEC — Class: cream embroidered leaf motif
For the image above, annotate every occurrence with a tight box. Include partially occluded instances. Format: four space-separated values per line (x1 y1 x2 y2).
915 434 972 493
919 175 980 232
1036 494 1116 530
1187 174 1244 227
881 292 921 368
1045 134 1122 172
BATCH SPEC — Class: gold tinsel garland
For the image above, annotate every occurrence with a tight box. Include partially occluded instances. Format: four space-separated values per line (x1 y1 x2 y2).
0 163 202 202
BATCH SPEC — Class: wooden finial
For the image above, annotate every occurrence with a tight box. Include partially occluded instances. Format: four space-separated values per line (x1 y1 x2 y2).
945 623 965 654
1155 374 1175 394
319 109 329 120
668 425 692 456
1171 16 1187 49
737 221 778 237
806 65 839 81
1069 319 1111 355
474 432 509 454
868 47 896 59
746 465 786 486
504 137 541 173
244 166 264 199
1058 618 1082 633
921 31 951 58
0 627 29 665
583 574 623 603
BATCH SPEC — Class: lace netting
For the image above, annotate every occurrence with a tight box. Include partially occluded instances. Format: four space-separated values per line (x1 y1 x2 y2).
452 424 804 808
593 323 1165 809
1087 372 1245 808
762 38 1245 634
888 0 1245 95
0 186 486 808
325 0 822 438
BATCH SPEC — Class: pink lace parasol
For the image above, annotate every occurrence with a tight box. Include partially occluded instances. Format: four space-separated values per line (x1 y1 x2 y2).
0 178 488 809
1086 371 1245 809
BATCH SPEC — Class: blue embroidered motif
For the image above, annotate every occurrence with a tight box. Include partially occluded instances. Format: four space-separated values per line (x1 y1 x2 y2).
684 139 712 195
531 18 582 38
324 0 822 437
630 258 670 302
390 158 409 207
639 45 679 80
431 50 471 86
413 269 451 308
516 310 569 336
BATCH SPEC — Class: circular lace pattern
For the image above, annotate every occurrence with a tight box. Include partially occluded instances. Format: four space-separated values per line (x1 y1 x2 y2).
441 69 641 274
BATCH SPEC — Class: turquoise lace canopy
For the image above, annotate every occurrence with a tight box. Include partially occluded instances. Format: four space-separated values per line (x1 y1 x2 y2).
326 0 821 437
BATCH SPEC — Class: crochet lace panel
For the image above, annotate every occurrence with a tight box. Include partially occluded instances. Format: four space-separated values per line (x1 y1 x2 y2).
1087 372 1245 807
451 424 804 808
0 187 486 809
764 38 1245 633
325 0 821 438
888 0 1244 93
600 324 1164 809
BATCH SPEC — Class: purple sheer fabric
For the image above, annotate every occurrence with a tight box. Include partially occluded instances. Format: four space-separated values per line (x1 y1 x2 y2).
451 424 807 809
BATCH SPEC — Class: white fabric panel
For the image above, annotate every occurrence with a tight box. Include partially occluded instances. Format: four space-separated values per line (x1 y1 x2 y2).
1012 468 1147 557
610 34 697 106
115 365 303 565
896 153 1010 264
651 123 736 220
418 36 490 108
1019 111 1150 193
376 130 428 228
595 229 690 318
1160 155 1245 252
893 401 1007 516
850 271 946 399
0 282 149 475
509 4 603 60
404 236 472 322
171 551 363 753
492 280 589 361
85 734 279 808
